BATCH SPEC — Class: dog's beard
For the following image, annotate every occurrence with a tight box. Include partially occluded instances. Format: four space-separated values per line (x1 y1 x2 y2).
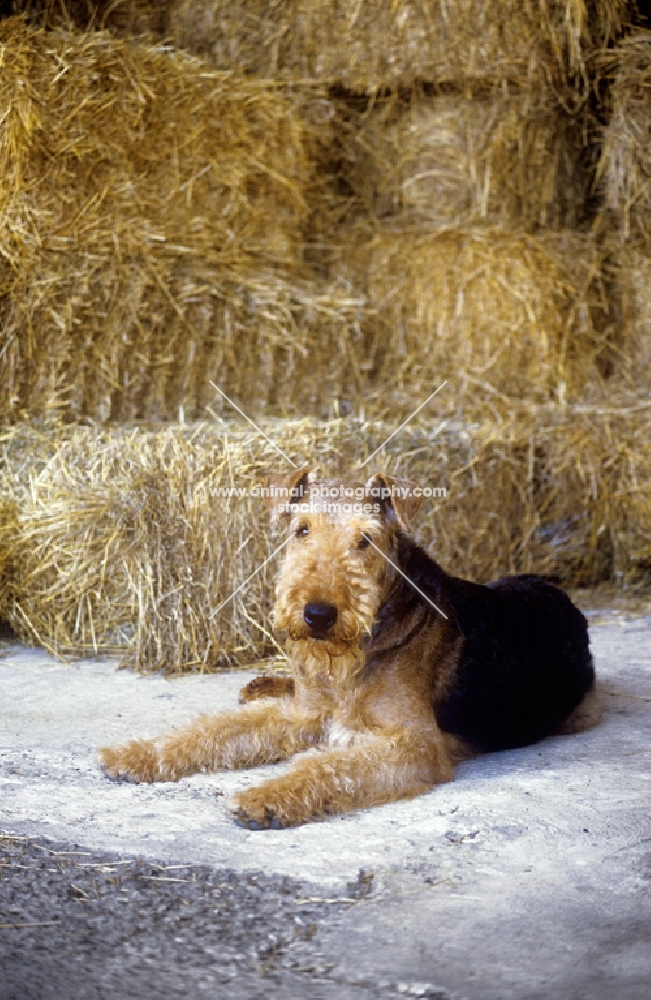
286 636 365 686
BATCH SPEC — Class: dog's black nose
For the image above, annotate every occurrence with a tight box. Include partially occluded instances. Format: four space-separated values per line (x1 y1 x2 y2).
303 602 338 634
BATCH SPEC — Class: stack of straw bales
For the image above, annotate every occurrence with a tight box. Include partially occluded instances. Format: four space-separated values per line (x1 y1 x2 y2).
0 9 633 424
167 1 631 412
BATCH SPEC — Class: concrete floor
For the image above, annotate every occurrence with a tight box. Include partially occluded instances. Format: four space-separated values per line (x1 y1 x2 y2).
1 612 650 999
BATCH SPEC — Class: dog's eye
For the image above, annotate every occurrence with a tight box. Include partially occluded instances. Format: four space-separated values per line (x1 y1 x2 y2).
295 523 309 538
357 534 371 550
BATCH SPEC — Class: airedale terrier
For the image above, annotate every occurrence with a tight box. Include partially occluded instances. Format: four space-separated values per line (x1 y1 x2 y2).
99 469 597 829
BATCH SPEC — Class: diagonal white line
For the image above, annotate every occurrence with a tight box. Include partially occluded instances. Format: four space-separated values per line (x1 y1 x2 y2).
208 534 294 620
362 535 448 620
358 380 448 470
209 381 298 469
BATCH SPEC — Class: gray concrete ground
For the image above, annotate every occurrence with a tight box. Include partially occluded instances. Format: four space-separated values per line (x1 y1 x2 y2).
1 612 650 999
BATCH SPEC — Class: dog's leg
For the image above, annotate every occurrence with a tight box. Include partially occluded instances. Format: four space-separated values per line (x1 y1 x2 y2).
98 700 324 783
230 725 454 828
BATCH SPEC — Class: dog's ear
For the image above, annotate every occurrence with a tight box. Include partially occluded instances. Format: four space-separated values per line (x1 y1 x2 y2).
261 467 311 524
364 473 422 532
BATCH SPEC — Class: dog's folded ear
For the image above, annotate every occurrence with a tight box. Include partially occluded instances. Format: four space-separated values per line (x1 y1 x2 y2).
261 467 311 524
364 473 422 532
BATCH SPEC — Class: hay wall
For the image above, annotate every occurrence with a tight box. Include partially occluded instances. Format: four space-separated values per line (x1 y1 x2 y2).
169 0 628 97
0 5 648 675
0 17 628 426
1 411 649 672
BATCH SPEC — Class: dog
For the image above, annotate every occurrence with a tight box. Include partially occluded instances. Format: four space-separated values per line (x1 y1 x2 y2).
99 469 597 828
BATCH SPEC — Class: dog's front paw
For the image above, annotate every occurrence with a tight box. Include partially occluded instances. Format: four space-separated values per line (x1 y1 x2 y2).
238 674 295 703
229 787 296 830
98 739 162 783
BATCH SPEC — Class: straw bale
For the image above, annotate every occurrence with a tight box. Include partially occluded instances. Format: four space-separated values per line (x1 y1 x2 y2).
329 89 592 232
169 0 628 96
420 402 651 588
333 226 612 407
526 402 651 586
597 32 651 245
127 269 368 425
0 19 345 421
2 405 650 672
0 424 279 667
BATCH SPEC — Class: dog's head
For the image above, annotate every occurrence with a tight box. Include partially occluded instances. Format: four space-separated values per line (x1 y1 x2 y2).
262 468 422 655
